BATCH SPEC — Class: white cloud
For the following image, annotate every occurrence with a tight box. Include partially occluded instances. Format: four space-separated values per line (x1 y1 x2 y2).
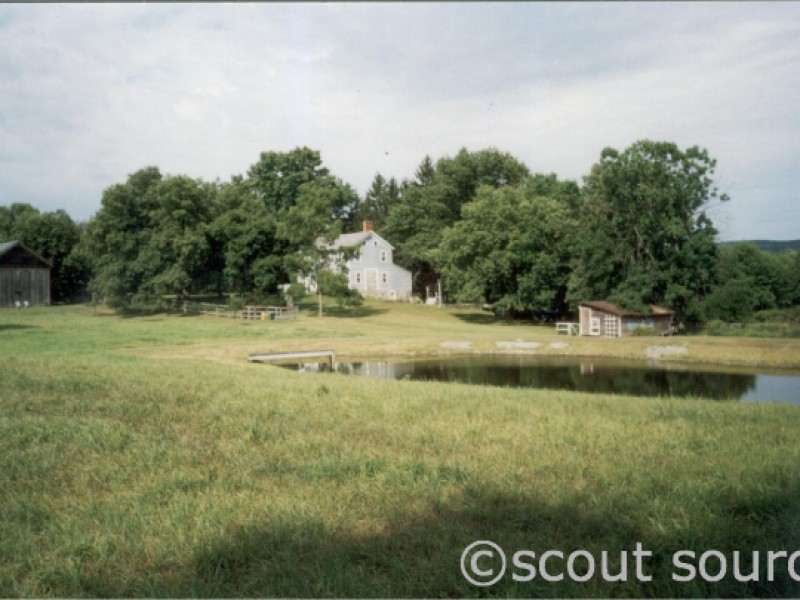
0 2 798 240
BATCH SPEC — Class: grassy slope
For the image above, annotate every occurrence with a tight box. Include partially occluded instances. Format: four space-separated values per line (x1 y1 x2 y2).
1 302 800 597
107 300 800 368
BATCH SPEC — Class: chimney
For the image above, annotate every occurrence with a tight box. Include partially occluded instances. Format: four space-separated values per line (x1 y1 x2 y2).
362 220 374 232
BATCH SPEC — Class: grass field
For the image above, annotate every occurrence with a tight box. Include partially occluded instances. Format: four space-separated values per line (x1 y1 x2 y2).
2 301 800 597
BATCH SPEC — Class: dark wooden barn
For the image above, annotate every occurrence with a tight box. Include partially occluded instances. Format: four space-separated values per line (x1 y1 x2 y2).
0 241 52 308
578 301 673 337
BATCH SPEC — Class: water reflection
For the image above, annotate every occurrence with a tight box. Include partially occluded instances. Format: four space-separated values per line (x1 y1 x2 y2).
285 356 799 404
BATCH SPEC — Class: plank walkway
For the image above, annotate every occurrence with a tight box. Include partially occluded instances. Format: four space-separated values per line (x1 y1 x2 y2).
248 350 336 370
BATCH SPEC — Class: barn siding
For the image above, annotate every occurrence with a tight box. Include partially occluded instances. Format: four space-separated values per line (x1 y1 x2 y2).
0 268 51 307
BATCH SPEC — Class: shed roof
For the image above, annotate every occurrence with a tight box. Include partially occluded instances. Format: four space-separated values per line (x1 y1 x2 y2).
580 300 673 317
0 240 53 267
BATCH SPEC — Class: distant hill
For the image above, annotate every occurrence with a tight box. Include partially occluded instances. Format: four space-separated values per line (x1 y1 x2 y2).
718 240 800 252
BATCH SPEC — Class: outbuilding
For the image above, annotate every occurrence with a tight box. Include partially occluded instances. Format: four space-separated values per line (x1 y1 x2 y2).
0 240 52 308
578 300 673 337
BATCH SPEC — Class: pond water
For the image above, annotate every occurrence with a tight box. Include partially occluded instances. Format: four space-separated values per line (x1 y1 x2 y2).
285 355 800 404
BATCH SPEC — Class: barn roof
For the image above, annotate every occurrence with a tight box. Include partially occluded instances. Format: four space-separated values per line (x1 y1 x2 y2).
580 300 673 317
0 240 53 267
0 240 18 255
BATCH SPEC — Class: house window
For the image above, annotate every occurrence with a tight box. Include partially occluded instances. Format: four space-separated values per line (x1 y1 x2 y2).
355 272 362 285
380 250 387 263
381 272 388 285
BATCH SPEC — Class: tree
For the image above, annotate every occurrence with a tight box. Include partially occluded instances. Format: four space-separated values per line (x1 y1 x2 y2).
134 176 214 303
278 177 360 316
358 173 401 231
791 251 800 306
568 140 728 323
82 168 219 309
704 243 797 321
315 269 363 309
209 148 359 297
0 203 88 302
414 155 435 186
768 250 798 309
436 175 577 317
384 148 530 295
81 167 163 308
246 147 331 213
81 149 358 310
208 178 284 295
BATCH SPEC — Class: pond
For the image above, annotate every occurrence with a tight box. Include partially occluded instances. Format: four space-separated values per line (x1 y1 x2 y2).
285 355 800 404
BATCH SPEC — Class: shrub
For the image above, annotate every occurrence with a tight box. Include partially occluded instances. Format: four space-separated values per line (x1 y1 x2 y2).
227 295 245 311
317 270 363 309
629 326 661 337
751 307 800 324
285 283 307 304
701 319 800 338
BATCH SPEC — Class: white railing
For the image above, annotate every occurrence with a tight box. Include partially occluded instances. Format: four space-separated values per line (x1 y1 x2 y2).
556 322 579 336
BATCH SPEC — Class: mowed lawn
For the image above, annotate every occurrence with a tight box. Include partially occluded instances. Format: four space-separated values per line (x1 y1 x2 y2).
1 302 800 597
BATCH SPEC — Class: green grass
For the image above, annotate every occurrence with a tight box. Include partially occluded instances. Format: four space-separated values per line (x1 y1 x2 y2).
1 302 800 597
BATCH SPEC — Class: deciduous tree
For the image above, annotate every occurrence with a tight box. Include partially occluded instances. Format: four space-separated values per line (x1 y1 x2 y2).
384 148 530 295
436 174 577 316
568 140 727 323
278 177 360 316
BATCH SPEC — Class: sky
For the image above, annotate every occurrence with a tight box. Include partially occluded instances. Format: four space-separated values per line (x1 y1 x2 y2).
0 3 798 241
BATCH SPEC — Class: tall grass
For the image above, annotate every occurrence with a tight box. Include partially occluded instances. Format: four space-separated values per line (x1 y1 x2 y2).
703 319 800 338
1 304 800 596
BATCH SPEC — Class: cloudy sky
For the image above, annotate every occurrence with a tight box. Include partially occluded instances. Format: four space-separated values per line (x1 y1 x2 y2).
1 3 798 240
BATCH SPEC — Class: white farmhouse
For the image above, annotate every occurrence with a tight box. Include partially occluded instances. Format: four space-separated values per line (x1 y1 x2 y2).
311 221 413 301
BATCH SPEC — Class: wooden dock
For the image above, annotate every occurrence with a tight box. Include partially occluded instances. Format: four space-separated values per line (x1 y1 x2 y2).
248 350 336 370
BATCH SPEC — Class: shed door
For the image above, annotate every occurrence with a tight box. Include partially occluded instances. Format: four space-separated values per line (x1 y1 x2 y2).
590 317 601 336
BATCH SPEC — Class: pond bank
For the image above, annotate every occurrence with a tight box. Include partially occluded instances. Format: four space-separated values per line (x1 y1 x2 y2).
324 335 800 370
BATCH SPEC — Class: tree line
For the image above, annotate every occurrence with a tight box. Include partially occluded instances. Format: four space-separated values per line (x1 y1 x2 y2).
2 141 798 325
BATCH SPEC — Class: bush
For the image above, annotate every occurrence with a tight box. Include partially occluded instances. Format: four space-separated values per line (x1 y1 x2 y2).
336 289 363 309
702 278 760 322
317 270 363 309
629 326 661 337
242 290 283 306
285 283 307 304
700 319 800 338
227 295 245 311
127 293 169 314
751 307 800 324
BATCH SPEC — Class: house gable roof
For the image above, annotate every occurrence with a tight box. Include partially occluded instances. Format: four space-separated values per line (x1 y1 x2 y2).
317 231 395 251
0 240 52 268
580 300 673 317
